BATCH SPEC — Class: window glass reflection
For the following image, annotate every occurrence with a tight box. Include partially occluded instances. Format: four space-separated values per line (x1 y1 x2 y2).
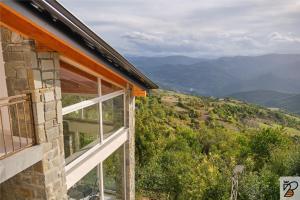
60 62 98 107
68 167 100 199
102 95 124 140
63 104 100 164
103 146 124 200
101 80 122 95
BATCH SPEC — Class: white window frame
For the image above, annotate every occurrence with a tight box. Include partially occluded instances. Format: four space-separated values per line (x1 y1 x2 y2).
61 65 128 198
62 90 125 116
65 128 128 187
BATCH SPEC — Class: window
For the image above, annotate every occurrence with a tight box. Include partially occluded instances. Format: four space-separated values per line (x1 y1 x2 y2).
60 62 98 107
103 146 125 199
67 146 125 200
102 95 124 140
63 103 100 164
101 79 122 96
67 167 99 199
60 62 126 165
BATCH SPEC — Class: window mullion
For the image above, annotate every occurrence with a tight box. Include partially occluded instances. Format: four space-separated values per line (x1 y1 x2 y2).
98 78 103 144
98 162 105 200
123 144 127 200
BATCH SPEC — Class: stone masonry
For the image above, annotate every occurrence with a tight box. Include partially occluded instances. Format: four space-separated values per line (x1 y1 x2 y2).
0 27 67 199
125 85 136 200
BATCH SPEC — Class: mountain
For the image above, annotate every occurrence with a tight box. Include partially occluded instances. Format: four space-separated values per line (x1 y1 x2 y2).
135 90 300 199
128 55 207 71
229 90 300 114
128 54 300 96
275 94 300 114
229 90 294 106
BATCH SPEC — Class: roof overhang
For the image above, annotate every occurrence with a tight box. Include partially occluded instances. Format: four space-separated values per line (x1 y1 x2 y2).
0 0 158 96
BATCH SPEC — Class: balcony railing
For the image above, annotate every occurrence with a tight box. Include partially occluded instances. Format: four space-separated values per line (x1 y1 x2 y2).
0 94 35 159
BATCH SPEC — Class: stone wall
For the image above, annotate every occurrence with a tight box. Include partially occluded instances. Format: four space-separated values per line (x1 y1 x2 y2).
0 27 67 199
125 85 136 200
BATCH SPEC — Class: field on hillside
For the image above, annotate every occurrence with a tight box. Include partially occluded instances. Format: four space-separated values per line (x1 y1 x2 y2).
135 90 300 200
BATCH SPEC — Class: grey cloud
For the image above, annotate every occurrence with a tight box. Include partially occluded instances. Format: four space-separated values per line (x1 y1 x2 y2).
60 0 300 57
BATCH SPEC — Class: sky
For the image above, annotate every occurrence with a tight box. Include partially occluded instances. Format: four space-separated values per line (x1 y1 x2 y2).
59 0 300 58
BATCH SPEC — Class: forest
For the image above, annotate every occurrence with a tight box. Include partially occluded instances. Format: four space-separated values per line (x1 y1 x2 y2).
135 90 300 200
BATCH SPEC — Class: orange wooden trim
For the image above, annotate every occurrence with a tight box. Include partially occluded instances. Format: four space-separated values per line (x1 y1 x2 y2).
60 61 98 82
133 87 147 97
0 2 145 92
35 41 54 52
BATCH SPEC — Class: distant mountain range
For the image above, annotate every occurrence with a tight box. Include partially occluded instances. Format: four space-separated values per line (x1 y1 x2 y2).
128 54 300 114
229 90 300 114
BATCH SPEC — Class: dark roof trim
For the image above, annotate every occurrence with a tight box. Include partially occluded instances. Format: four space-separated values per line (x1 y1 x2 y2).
8 0 158 89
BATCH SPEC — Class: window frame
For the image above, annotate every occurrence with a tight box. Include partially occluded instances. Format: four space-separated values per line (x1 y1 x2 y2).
62 76 126 162
60 62 128 199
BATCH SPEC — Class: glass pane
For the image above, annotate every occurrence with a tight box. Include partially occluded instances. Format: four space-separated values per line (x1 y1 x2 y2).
102 95 124 140
101 80 122 95
68 167 100 199
63 104 100 164
103 146 124 200
60 62 98 107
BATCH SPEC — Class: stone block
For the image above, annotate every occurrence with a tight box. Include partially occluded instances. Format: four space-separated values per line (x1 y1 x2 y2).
3 51 24 62
45 101 56 112
4 64 16 78
35 124 46 143
14 79 29 91
47 148 59 161
41 59 54 71
54 86 61 100
44 91 55 102
45 120 54 130
37 52 51 59
33 102 45 124
11 31 23 43
24 51 38 69
9 45 31 52
44 169 59 185
31 92 42 103
28 69 42 89
42 71 54 80
45 110 56 121
5 61 25 69
56 101 62 123
16 68 27 79
1 27 11 43
44 79 54 88
5 78 15 96
42 142 53 154
53 56 60 69
55 71 60 79
46 126 59 141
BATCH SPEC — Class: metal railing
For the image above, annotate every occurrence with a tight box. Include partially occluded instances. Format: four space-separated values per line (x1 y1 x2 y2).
0 94 35 159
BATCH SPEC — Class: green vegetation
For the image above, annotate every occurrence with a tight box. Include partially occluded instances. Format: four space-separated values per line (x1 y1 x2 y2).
135 90 300 200
230 90 300 115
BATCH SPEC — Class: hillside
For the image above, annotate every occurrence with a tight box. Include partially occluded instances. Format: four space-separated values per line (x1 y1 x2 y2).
129 54 300 96
230 90 300 115
135 90 300 200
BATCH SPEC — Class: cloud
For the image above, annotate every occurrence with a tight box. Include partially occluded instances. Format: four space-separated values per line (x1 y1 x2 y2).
268 32 300 43
122 32 163 42
60 0 300 57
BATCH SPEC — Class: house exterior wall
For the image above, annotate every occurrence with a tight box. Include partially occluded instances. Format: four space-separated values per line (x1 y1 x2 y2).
0 26 136 200
0 27 67 199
